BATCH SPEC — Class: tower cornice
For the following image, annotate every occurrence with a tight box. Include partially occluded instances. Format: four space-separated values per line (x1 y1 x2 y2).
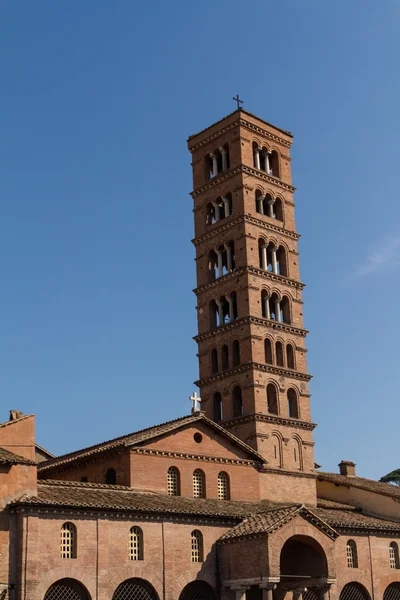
191 164 295 198
192 214 301 246
193 266 305 296
222 412 317 432
194 316 308 343
195 361 312 387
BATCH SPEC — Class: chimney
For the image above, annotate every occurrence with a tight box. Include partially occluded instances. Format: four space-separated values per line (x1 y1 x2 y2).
339 460 356 477
9 410 24 421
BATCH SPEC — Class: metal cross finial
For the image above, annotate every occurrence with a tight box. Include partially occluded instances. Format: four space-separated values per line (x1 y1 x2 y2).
189 391 201 414
233 94 243 110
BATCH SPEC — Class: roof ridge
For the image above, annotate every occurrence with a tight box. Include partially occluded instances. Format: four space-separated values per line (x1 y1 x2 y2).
0 414 33 429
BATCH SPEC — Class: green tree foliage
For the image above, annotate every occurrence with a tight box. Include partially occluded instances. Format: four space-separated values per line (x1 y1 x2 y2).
380 469 400 486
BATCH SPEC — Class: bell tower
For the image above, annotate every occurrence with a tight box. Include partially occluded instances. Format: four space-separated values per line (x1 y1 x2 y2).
188 108 316 478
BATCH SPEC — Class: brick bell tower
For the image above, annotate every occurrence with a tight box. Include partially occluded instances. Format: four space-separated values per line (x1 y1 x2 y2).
188 108 316 478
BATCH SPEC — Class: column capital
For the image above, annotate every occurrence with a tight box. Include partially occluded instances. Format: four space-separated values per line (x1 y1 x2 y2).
267 197 275 205
219 146 227 154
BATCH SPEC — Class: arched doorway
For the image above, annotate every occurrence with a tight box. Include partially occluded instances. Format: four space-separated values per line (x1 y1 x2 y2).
384 583 400 600
339 583 370 600
280 535 328 580
112 578 159 600
179 581 217 600
43 578 90 600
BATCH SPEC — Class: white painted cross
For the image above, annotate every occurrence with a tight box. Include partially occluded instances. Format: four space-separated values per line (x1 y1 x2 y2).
189 391 201 414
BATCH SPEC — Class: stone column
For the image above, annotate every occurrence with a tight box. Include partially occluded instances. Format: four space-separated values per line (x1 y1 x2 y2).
222 197 231 217
212 202 220 222
271 246 278 274
258 194 265 215
212 154 219 176
261 244 268 270
267 197 275 218
230 587 248 600
220 147 228 172
217 300 224 326
224 244 233 272
254 147 261 170
318 587 330 600
265 151 271 174
263 295 271 319
260 585 276 600
274 298 281 322
216 249 223 278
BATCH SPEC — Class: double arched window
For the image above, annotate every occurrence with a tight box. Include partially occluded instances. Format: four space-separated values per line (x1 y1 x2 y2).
390 542 400 569
205 193 232 225
260 291 290 324
129 526 143 561
217 472 230 500
253 144 280 177
60 522 77 559
204 145 230 181
346 539 358 568
193 469 206 498
209 292 238 329
266 383 299 419
255 191 283 220
191 530 204 562
207 241 235 281
258 239 288 276
167 466 180 496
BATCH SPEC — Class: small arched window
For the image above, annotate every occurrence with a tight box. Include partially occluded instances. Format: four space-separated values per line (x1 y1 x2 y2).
281 296 290 324
217 472 230 500
167 466 180 496
221 344 229 371
276 342 284 367
286 344 295 369
105 468 117 485
210 348 218 374
191 530 204 563
60 522 77 559
212 392 223 421
193 469 205 498
264 339 273 364
209 300 219 329
346 540 358 568
288 388 299 419
390 542 400 569
129 526 143 560
232 340 240 366
232 386 243 418
267 383 279 415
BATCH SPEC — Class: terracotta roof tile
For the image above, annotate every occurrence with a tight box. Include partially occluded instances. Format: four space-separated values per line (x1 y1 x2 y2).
0 447 36 466
318 471 400 500
38 413 266 473
314 506 400 532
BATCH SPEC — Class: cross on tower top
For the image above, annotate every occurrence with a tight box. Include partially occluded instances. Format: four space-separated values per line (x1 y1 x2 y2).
189 391 201 414
232 94 243 110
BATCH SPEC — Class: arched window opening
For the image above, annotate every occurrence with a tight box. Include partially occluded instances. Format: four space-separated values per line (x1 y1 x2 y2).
232 340 240 367
105 468 117 485
281 296 290 324
270 150 280 178
167 466 180 496
277 246 288 276
253 143 261 170
61 523 77 559
286 344 295 369
191 530 204 563
210 348 218 374
209 300 219 329
261 290 270 319
44 579 90 600
193 470 205 498
259 147 270 173
112 579 159 600
384 584 400 600
217 472 230 500
267 384 278 415
280 537 328 582
208 250 218 282
255 190 264 215
221 344 229 371
274 198 283 221
339 584 370 600
204 154 214 181
258 238 266 269
228 292 237 322
129 526 143 561
212 392 223 421
346 540 358 568
232 386 243 418
205 202 217 226
271 434 282 468
264 338 273 364
269 293 279 321
390 542 400 569
288 388 299 419
179 581 217 600
276 342 284 367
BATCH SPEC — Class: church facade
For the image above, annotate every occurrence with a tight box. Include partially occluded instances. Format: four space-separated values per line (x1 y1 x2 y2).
1 109 400 600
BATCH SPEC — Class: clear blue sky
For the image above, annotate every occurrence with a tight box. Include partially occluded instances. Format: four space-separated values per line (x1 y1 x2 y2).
1 1 399 480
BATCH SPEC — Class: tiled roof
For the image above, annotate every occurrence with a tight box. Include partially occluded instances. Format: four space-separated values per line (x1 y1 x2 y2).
314 506 400 533
0 447 36 466
11 480 276 519
219 505 338 542
318 471 400 500
38 413 266 473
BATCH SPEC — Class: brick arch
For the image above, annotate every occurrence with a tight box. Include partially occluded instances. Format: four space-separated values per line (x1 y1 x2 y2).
106 565 163 600
173 570 216 599
36 567 96 600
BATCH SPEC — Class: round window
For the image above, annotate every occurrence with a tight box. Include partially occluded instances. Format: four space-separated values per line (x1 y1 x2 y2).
194 433 203 443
